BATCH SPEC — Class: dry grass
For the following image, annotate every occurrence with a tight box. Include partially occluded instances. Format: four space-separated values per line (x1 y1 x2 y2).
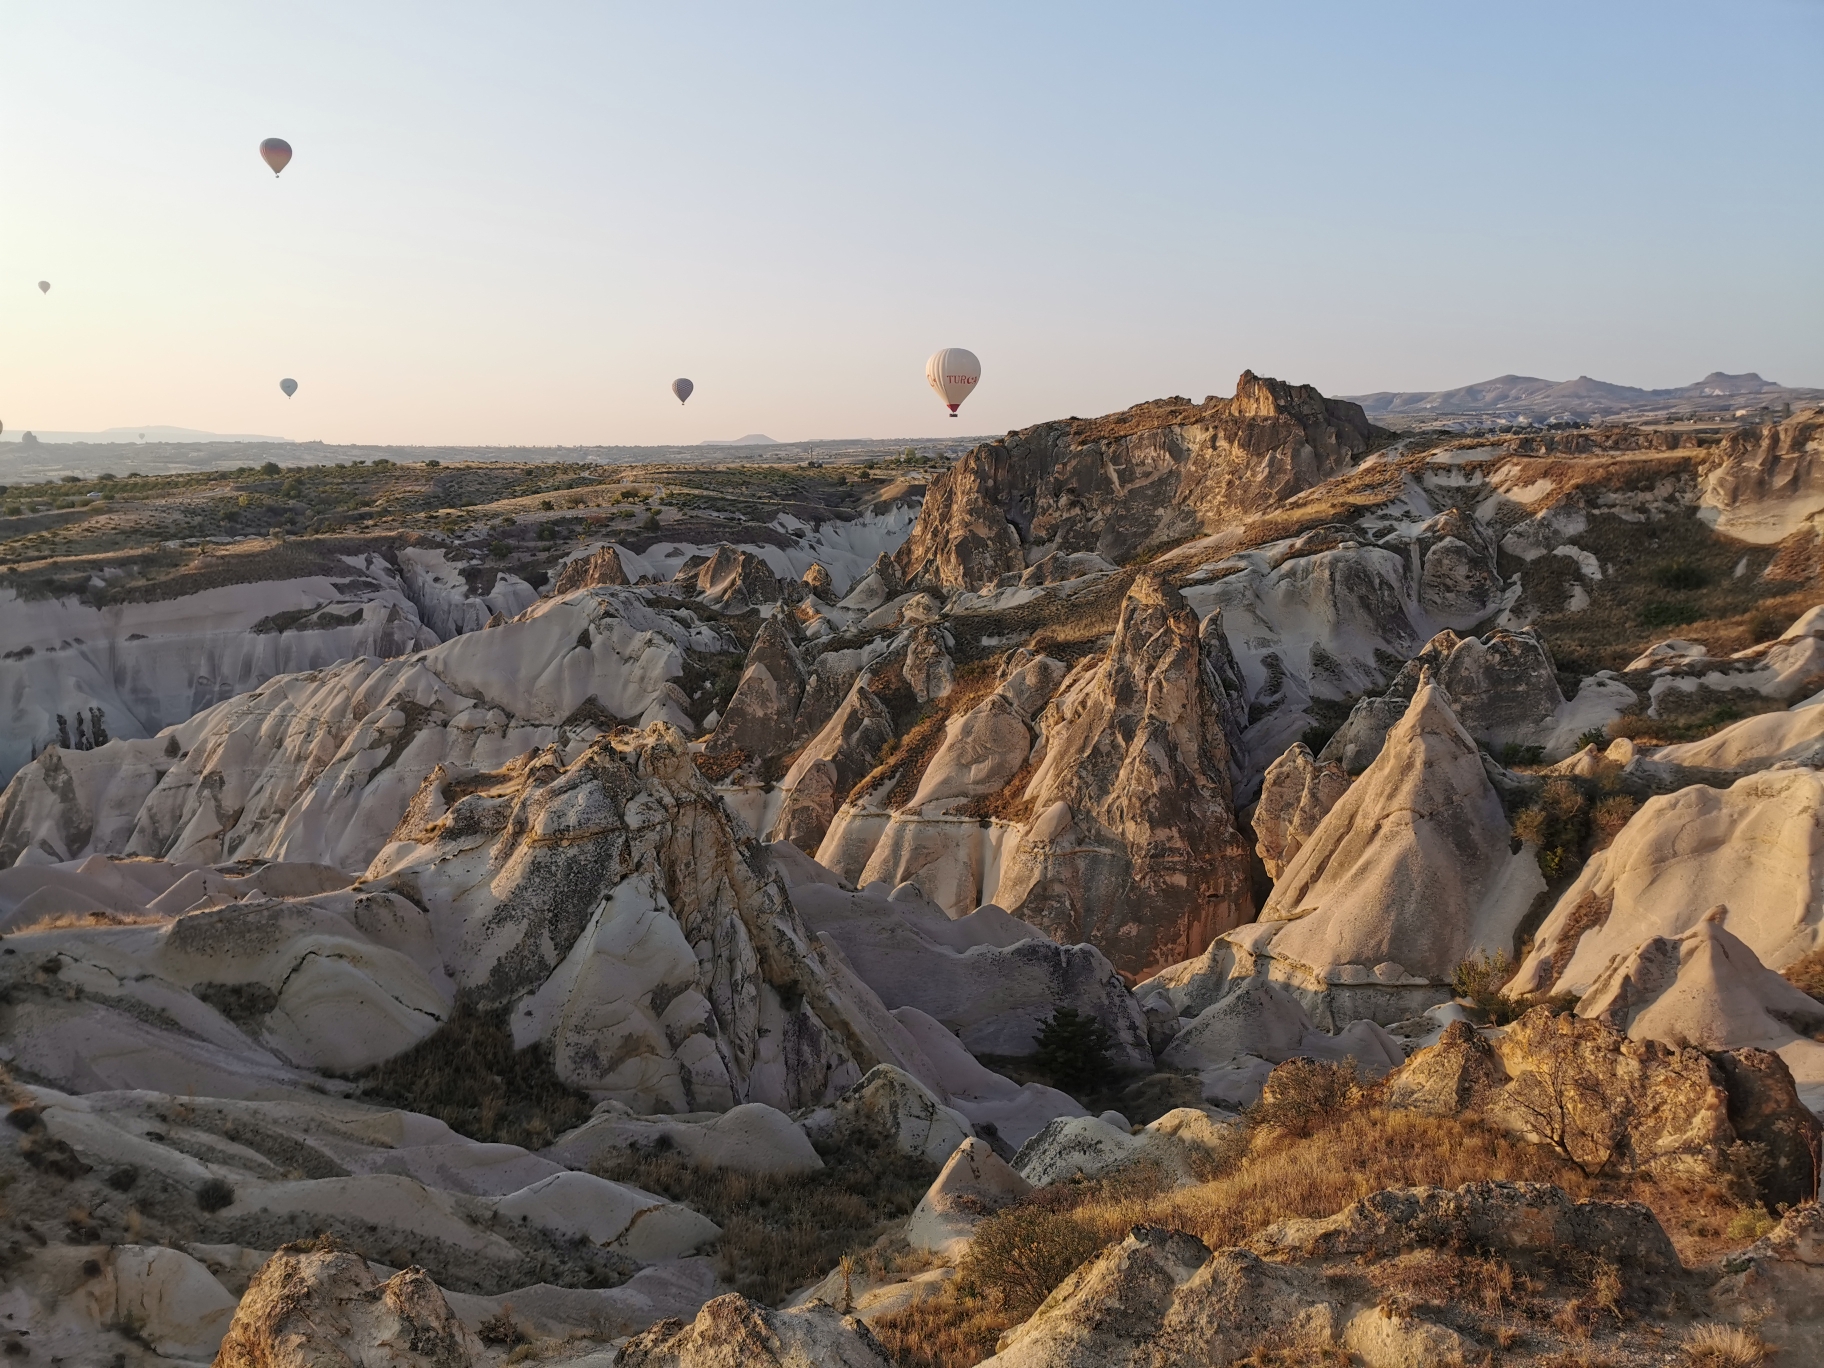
591 1138 937 1305
1680 1323 1770 1367
847 660 1002 809
355 997 592 1150
12 909 168 933
1784 946 1824 1004
870 1291 1024 1368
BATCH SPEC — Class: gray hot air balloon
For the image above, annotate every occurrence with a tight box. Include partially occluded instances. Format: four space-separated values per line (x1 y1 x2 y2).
671 378 693 405
280 378 298 398
37 282 49 294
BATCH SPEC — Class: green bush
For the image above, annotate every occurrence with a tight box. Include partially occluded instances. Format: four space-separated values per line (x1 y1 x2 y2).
1033 1008 1114 1093
1653 559 1709 591
1248 1057 1359 1138
1640 600 1701 629
955 1204 1103 1315
196 1177 236 1212
260 461 281 475
489 539 511 559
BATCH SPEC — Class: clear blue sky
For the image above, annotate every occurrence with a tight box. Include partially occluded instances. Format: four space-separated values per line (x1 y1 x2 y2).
2 2 1819 445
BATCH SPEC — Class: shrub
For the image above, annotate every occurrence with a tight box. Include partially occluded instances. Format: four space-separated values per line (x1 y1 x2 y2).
1589 794 1638 850
1032 1008 1115 1093
259 461 281 475
1640 600 1702 629
954 1204 1103 1316
424 458 441 468
641 512 660 531
1575 726 1609 750
1784 947 1824 1004
1681 1323 1769 1367
489 540 511 559
1249 1058 1359 1138
196 1177 236 1212
1654 559 1710 592
1454 951 1522 1024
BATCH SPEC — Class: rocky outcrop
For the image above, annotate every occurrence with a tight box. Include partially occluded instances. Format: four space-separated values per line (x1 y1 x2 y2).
1713 1203 1824 1360
802 561 833 596
901 623 955 703
1512 768 1824 996
551 543 631 595
213 1243 477 1368
547 1101 825 1176
898 372 1381 593
1251 681 1543 1023
769 681 894 852
680 546 783 610
0 586 711 872
619 1294 893 1368
905 1136 1031 1257
1699 406 1824 543
796 1064 972 1163
1250 743 1348 879
705 616 807 761
368 725 929 1113
992 578 1252 977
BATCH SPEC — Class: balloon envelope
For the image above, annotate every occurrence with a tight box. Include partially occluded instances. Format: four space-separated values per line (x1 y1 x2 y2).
280 378 298 397
37 281 49 294
260 138 293 176
926 348 981 415
671 378 694 405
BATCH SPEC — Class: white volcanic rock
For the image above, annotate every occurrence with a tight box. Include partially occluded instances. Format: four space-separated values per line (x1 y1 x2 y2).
1642 690 1824 775
550 542 632 595
0 552 443 787
492 1171 721 1261
397 547 539 637
1513 768 1824 995
0 586 709 871
769 680 894 853
902 623 955 702
546 1101 824 1175
790 877 1152 1070
797 1064 972 1163
2 1243 240 1366
888 1004 1085 1152
705 615 806 761
618 1293 894 1368
1642 606 1824 714
368 725 934 1115
1573 908 1824 1110
991 579 1253 977
1251 743 1348 879
213 1244 479 1368
1161 982 1405 1110
1699 408 1824 543
905 1136 1031 1258
1253 681 1543 1024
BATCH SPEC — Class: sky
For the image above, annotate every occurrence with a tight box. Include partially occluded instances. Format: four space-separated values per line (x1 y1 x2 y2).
1 2 1820 447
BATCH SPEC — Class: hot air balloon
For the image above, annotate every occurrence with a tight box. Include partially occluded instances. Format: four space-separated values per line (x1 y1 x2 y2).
37 282 49 294
671 378 694 405
280 378 298 398
926 348 980 416
260 138 293 177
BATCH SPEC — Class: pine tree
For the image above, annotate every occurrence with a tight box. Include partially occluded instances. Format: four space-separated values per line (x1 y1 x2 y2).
1032 1007 1115 1093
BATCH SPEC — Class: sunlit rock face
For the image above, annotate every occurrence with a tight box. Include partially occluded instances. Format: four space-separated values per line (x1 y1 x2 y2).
898 371 1382 594
0 587 711 872
367 723 933 1114
991 576 1254 978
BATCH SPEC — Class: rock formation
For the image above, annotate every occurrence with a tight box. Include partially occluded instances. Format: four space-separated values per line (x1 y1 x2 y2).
618 1294 893 1368
992 578 1253 976
551 542 631 594
1250 743 1348 879
705 616 807 761
897 372 1382 593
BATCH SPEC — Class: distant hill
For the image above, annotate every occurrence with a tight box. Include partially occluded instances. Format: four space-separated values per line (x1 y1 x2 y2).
1 425 294 444
698 434 779 446
1343 372 1824 429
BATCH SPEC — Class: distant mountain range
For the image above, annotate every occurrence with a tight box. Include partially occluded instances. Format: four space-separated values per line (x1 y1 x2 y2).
1342 372 1824 428
698 434 779 446
0 425 294 444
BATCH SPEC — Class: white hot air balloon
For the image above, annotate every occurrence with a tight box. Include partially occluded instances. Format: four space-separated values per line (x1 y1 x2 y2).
926 348 980 416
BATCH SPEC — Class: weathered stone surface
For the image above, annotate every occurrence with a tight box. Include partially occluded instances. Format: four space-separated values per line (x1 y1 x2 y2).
705 616 807 761
1712 1202 1824 1361
993 577 1253 977
213 1243 478 1368
905 1136 1031 1258
368 724 930 1114
771 682 893 852
1255 681 1542 1022
1251 743 1348 879
797 1064 972 1163
1712 1049 1823 1211
902 624 955 703
682 545 783 610
1251 1180 1680 1273
618 1293 894 1368
552 543 631 595
802 562 833 596
547 1101 824 1176
1514 769 1824 994
898 372 1381 593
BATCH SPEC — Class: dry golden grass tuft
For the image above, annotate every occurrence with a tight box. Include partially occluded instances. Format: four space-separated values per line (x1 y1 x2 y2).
1784 946 1824 1005
13 909 168 933
1680 1323 1770 1367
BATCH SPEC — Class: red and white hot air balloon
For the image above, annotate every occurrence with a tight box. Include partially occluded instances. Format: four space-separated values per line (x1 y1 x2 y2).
926 347 980 417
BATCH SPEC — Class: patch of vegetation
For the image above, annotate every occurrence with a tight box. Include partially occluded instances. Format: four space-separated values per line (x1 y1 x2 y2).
1509 774 1639 881
1640 599 1703 629
196 1177 235 1212
355 997 593 1149
1782 947 1824 1005
1452 952 1580 1026
1654 559 1711 592
953 1202 1103 1316
1031 1008 1115 1094
1246 1057 1360 1139
591 1135 938 1305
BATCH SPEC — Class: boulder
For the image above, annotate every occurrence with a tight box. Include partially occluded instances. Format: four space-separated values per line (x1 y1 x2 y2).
618 1294 893 1368
1250 743 1349 879
685 546 783 610
1713 1203 1824 1360
213 1243 478 1368
887 1004 1085 1154
992 578 1254 977
905 1136 1032 1258
802 562 833 596
797 1064 972 1163
901 624 955 703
